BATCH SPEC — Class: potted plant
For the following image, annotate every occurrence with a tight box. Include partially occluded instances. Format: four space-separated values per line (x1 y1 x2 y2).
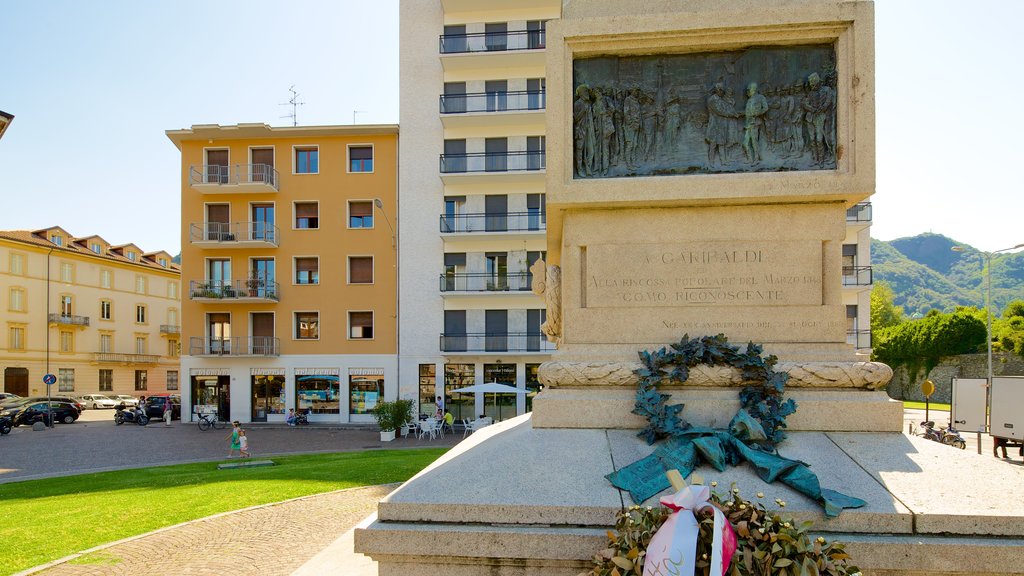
372 399 414 442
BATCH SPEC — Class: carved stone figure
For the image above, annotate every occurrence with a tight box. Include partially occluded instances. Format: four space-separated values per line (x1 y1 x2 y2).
622 88 642 169
530 259 562 345
573 85 596 177
801 72 836 165
705 83 737 167
742 82 769 163
591 87 614 175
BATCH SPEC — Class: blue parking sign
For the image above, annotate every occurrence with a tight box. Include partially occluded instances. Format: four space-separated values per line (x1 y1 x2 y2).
43 373 56 385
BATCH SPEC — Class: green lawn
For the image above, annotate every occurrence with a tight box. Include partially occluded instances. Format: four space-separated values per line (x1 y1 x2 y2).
903 400 951 411
0 449 447 575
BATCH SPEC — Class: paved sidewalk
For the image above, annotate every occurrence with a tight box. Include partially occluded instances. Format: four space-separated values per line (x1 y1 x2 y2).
25 485 395 576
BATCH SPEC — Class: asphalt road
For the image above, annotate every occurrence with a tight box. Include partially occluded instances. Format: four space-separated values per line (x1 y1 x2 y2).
0 408 461 484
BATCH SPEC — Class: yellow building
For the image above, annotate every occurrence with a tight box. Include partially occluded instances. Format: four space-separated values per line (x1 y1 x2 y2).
166 123 398 424
0 227 181 398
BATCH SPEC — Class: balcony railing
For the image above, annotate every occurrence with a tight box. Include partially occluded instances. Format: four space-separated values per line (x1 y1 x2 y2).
440 91 546 114
48 313 89 327
92 352 160 364
847 330 872 350
188 222 280 246
188 336 281 357
439 30 545 54
842 266 873 286
189 164 279 191
440 272 534 293
189 279 280 301
846 202 872 223
440 332 556 353
440 151 545 173
160 325 181 335
440 211 546 233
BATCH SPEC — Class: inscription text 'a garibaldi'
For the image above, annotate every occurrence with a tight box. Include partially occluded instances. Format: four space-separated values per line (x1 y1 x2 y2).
584 241 823 309
572 44 837 178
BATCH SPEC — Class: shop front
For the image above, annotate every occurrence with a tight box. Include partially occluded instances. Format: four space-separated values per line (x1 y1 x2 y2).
349 368 384 423
251 368 286 422
295 368 340 422
190 368 230 422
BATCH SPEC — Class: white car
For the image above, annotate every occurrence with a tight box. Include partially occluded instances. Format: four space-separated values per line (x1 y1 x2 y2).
78 394 118 409
111 395 139 408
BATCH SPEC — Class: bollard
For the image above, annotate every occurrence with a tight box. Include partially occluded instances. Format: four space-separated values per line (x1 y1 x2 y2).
977 431 982 455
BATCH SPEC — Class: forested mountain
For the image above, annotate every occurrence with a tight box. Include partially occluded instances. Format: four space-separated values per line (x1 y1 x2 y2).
873 233 1024 318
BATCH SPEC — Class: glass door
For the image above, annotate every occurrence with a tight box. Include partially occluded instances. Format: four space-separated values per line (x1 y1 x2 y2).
208 259 231 294
207 313 231 355
251 376 285 422
251 204 275 242
250 258 275 298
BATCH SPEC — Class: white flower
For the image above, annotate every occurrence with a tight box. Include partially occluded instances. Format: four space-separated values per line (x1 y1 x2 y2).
756 492 764 498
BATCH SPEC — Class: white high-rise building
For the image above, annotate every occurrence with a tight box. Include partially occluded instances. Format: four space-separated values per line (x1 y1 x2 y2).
398 0 561 422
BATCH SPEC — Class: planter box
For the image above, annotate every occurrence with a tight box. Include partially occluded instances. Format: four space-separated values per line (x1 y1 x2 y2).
380 430 396 442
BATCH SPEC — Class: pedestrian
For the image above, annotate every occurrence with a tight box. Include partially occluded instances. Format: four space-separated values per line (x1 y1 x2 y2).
163 397 173 427
227 421 241 458
239 429 250 458
286 408 297 426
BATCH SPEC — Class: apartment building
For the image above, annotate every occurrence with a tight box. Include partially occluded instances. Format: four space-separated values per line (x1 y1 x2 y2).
399 0 560 423
844 201 873 355
0 110 13 141
0 227 180 398
167 123 398 424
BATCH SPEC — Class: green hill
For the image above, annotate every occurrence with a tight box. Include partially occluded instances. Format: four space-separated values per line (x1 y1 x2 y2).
873 233 1024 318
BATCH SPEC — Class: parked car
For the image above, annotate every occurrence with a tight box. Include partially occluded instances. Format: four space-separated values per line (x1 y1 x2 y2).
77 394 118 409
0 415 11 435
9 401 80 426
0 396 83 413
142 395 181 420
111 395 139 407
0 393 21 402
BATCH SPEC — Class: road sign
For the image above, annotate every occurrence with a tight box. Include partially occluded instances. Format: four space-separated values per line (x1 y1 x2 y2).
42 373 56 386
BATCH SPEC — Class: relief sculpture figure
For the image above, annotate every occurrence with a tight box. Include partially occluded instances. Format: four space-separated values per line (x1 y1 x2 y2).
801 72 836 165
622 88 642 169
742 82 769 163
591 87 614 175
573 85 596 177
705 83 738 167
530 259 562 345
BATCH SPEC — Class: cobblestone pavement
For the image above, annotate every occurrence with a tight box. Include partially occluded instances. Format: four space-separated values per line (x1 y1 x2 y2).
30 484 394 576
0 410 461 483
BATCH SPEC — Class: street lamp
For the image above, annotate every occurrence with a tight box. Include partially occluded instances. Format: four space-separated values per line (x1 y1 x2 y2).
952 242 1024 430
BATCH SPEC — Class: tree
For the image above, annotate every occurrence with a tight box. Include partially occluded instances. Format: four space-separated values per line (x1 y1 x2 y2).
873 308 986 369
871 281 905 329
994 299 1024 358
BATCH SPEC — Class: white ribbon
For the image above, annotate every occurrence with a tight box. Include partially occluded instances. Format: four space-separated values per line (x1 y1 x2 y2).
643 485 732 576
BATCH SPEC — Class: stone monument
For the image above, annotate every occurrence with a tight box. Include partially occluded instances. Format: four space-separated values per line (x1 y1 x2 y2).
357 2 1024 574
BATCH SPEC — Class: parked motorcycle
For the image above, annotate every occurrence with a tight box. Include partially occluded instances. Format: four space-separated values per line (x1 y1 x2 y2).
114 406 149 426
0 415 11 435
920 420 966 449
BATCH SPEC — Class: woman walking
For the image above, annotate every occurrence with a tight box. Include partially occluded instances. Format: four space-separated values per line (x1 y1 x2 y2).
227 421 241 458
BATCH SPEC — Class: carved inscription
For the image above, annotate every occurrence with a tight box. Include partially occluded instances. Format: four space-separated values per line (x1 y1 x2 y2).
585 241 822 308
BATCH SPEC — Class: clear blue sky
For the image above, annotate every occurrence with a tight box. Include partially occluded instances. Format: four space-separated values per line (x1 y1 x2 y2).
1 0 1021 255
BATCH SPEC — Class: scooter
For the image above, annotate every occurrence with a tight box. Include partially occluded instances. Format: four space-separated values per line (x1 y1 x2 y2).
114 406 149 426
920 420 966 449
294 410 310 426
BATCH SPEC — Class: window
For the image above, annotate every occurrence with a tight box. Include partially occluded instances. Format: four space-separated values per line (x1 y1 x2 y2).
136 305 147 324
419 364 436 418
9 326 24 351
349 201 373 228
10 253 24 275
101 269 112 288
296 374 338 414
100 334 112 353
167 370 179 391
91 243 102 254
51 234 63 246
100 300 112 320
158 258 168 267
349 311 373 339
295 147 319 174
134 370 148 391
294 257 319 285
135 336 147 355
9 288 24 312
295 202 319 229
135 275 146 294
59 368 75 392
349 146 373 172
98 369 113 392
295 312 319 339
349 373 383 415
349 257 373 284
168 282 178 299
127 252 137 261
444 364 474 422
60 295 72 316
60 262 73 282
168 339 179 357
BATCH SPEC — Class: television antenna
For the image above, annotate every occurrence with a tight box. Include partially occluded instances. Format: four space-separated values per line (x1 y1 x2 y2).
280 86 305 127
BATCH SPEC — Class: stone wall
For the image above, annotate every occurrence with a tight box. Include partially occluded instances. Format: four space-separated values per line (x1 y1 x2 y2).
885 352 1024 402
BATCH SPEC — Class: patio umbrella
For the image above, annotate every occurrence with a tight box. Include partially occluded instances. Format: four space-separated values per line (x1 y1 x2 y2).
448 382 527 422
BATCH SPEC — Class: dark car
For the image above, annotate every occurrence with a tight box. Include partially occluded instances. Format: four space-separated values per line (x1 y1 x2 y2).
0 393 21 402
10 401 80 426
1 396 84 414
0 415 11 435
142 395 181 420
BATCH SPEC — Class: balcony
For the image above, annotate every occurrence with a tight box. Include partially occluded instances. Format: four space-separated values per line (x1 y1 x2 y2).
440 151 545 185
439 31 546 72
440 272 534 294
189 279 280 302
440 211 546 234
189 164 279 193
847 330 872 350
842 266 873 287
160 325 181 336
440 91 546 131
846 202 872 231
440 332 555 354
188 336 281 357
188 222 279 249
92 353 159 365
48 314 89 328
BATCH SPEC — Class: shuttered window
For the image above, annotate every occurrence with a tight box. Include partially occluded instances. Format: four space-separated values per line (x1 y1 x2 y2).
349 312 373 339
295 258 319 285
349 146 373 172
295 202 319 229
349 257 373 284
349 201 373 228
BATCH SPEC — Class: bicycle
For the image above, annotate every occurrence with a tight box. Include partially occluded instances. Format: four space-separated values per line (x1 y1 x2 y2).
196 412 226 431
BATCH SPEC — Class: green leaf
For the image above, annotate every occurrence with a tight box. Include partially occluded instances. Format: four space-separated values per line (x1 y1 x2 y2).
611 556 634 571
774 558 794 568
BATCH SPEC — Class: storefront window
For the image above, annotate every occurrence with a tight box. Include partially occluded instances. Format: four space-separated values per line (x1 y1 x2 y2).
349 375 383 415
419 364 436 417
191 375 230 421
252 375 286 421
526 363 541 412
483 363 516 422
296 375 339 414
444 363 474 422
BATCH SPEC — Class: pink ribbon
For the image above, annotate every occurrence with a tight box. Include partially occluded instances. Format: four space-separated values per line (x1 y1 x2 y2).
643 485 737 576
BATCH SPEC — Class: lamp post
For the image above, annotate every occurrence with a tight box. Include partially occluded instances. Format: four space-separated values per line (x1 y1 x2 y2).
952 242 1024 431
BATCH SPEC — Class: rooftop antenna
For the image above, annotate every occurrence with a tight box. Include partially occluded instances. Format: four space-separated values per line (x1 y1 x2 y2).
280 86 305 127
353 110 368 124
